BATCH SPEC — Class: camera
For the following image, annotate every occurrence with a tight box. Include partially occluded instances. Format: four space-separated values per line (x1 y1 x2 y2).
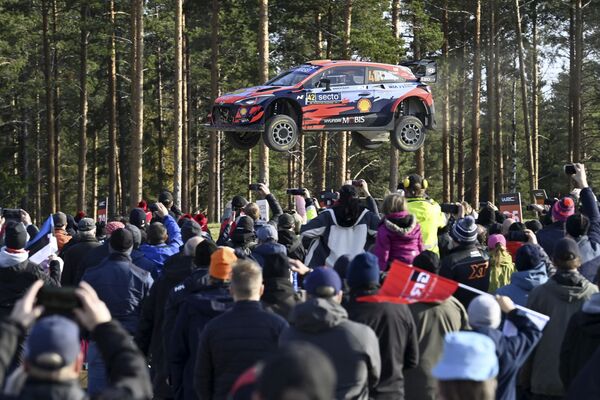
37 286 82 317
1 208 21 222
351 180 363 187
507 230 528 242
286 188 305 196
564 164 577 175
526 204 535 211
149 203 159 213
248 183 262 191
440 203 459 214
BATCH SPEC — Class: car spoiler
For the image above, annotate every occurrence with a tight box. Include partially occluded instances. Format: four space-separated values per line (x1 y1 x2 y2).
400 59 437 83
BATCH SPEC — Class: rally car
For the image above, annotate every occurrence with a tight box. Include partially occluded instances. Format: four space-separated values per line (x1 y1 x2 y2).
207 59 436 152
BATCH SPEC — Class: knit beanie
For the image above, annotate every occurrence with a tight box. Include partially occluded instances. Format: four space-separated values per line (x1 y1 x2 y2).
515 244 543 271
4 221 28 250
467 295 502 330
106 221 125 236
552 197 575 222
181 219 202 243
194 240 218 267
488 234 506 250
184 236 204 257
412 250 440 274
553 237 581 263
451 216 478 244
124 223 142 249
109 228 133 252
209 247 237 280
346 253 380 289
262 253 291 280
129 208 147 229
566 213 590 239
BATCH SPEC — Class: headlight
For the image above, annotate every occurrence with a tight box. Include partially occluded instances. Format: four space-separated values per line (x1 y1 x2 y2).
235 95 273 106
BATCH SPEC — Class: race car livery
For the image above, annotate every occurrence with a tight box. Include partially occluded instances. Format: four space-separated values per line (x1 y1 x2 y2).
207 59 436 152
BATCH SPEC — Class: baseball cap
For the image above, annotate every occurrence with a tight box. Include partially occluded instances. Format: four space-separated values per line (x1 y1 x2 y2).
553 237 581 262
52 212 67 228
304 267 342 297
129 208 147 228
257 224 278 243
209 247 237 280
24 316 80 370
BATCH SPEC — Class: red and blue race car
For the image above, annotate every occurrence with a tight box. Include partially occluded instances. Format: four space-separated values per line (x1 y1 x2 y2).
207 59 436 152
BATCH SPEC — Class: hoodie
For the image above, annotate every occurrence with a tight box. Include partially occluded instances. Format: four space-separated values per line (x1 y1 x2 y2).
496 263 548 306
280 298 381 400
277 229 306 262
371 212 424 271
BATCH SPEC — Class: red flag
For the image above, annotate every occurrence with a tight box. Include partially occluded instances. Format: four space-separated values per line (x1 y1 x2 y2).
359 260 458 304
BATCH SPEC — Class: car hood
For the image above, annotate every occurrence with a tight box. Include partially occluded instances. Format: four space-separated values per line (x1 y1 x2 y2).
215 85 293 104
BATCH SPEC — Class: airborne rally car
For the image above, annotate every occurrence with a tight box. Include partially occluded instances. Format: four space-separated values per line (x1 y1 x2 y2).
207 60 436 152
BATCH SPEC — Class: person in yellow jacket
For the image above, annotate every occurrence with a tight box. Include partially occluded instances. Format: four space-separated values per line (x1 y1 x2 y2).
402 174 446 255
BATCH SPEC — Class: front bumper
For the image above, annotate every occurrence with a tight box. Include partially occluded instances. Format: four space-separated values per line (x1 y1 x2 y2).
207 103 265 131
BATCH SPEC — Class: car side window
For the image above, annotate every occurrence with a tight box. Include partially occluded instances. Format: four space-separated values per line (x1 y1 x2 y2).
367 67 406 84
307 66 366 88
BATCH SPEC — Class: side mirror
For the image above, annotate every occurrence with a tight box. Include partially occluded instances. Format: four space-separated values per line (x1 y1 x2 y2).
319 78 331 91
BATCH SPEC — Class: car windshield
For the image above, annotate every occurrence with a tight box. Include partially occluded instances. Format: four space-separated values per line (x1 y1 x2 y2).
265 65 321 86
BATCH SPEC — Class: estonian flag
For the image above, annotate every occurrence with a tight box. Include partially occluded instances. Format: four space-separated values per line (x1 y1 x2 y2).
25 216 58 265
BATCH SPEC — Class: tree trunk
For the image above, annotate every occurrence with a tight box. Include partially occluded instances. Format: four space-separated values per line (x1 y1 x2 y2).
173 0 184 208
130 0 144 208
314 11 327 191
91 130 98 219
108 0 118 217
511 79 517 191
568 3 575 162
572 0 583 162
208 0 221 222
470 0 481 206
34 93 42 223
42 0 56 214
531 0 539 184
441 0 450 202
336 0 352 188
412 6 425 177
52 0 60 210
494 0 504 195
183 30 191 213
77 3 89 213
156 40 165 186
389 0 401 192
486 0 496 203
258 0 270 186
514 0 535 200
456 18 467 201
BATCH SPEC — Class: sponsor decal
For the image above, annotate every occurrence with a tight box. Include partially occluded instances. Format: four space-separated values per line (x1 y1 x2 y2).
296 94 304 100
498 192 523 222
306 92 342 104
239 107 248 116
357 98 372 113
322 116 365 124
295 65 319 74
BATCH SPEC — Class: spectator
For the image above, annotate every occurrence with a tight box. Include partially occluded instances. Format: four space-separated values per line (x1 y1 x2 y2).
60 217 100 286
159 219 203 278
467 295 543 400
277 213 306 262
565 346 600 400
76 220 125 282
371 193 424 271
261 253 302 320
405 251 469 400
244 184 284 229
496 244 548 306
344 252 419 400
126 223 160 274
82 228 153 395
536 197 575 256
52 212 72 252
487 234 515 293
301 184 379 268
560 291 600 389
501 218 515 236
251 224 286 267
432 331 499 400
227 215 257 257
505 222 527 261
194 259 288 400
401 174 446 254
159 189 183 220
526 237 598 399
280 266 381 400
0 280 152 399
129 207 149 243
439 216 490 307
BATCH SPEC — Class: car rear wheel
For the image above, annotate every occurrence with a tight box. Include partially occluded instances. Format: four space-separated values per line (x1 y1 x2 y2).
225 131 261 150
263 115 299 152
351 131 384 150
391 115 426 152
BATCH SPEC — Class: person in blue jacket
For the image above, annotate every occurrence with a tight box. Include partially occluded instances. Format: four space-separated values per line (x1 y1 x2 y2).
496 244 548 306
467 294 543 400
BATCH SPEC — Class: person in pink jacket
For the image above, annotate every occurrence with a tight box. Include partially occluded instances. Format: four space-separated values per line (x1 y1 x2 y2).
372 193 424 271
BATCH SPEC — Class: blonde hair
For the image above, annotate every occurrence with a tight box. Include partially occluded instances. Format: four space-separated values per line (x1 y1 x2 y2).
231 259 263 300
244 203 260 221
382 193 407 215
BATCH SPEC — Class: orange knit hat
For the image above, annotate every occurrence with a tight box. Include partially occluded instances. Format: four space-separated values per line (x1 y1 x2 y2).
209 247 237 281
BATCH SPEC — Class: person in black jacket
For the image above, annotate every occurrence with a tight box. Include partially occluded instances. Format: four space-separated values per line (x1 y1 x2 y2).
261 253 303 320
193 259 288 400
60 218 100 286
344 252 419 400
0 280 152 400
277 213 306 262
75 221 125 282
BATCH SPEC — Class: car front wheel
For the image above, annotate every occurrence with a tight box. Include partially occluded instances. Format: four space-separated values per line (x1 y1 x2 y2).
263 115 299 152
225 131 261 150
391 115 426 152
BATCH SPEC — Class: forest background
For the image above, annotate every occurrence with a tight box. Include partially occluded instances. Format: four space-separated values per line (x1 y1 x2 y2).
1 0 599 223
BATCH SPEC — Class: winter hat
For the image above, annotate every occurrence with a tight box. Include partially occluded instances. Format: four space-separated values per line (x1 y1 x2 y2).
553 237 581 263
515 244 543 271
525 219 543 233
277 213 295 230
467 295 502 330
138 200 148 212
105 221 125 236
451 216 478 244
232 195 249 210
193 213 208 229
476 206 496 226
129 208 147 229
52 212 67 228
566 213 590 239
194 239 218 267
488 222 503 236
209 247 237 281
488 234 506 250
124 223 142 249
181 219 202 243
501 218 515 236
346 253 380 289
236 216 255 233
184 236 204 257
263 253 291 280
333 255 352 281
257 224 278 243
109 228 133 252
304 267 342 297
75 211 86 222
339 185 358 202
432 331 498 381
3 221 28 250
24 316 80 371
77 218 95 232
159 190 174 205
412 250 440 274
552 197 575 222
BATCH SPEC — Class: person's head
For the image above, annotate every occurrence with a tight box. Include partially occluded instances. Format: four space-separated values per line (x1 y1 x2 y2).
159 190 174 208
77 218 96 239
230 259 263 301
515 244 544 272
450 216 478 246
461 201 474 217
108 228 133 255
476 205 496 226
232 216 257 246
381 193 407 215
277 213 295 232
338 185 358 204
304 267 343 302
257 224 278 244
147 222 168 245
52 212 67 229
400 174 428 197
552 237 581 270
194 239 218 267
3 221 28 250
566 213 590 240
232 195 249 213
24 316 83 382
487 234 506 251
346 252 380 291
262 253 291 281
467 295 502 330
129 208 147 230
432 331 499 400
412 250 440 274
333 255 352 283
184 236 204 257
181 219 202 243
488 222 503 236
105 221 125 238
124 223 142 249
255 343 336 400
244 203 261 221
501 218 515 236
524 219 543 233
476 224 488 246
209 247 237 282
552 197 575 223
508 222 525 233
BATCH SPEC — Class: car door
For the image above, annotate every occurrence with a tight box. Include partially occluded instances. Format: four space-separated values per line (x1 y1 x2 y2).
366 66 415 127
301 65 368 130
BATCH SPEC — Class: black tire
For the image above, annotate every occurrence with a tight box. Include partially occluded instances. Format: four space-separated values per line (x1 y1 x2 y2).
263 115 299 152
391 115 426 152
225 131 261 150
351 131 384 150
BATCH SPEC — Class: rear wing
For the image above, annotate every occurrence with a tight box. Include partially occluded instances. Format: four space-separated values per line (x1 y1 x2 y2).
400 59 437 83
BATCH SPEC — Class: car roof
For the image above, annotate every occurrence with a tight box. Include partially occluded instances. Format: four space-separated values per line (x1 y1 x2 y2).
305 60 415 80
